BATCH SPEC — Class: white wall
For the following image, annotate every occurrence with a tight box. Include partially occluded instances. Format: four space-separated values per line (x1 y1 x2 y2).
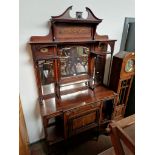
19 0 135 143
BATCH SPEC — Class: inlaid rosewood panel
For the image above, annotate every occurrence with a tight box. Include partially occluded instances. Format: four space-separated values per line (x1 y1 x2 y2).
54 24 92 41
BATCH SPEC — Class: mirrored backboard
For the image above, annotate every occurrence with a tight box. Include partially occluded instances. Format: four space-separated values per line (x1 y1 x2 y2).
59 46 89 77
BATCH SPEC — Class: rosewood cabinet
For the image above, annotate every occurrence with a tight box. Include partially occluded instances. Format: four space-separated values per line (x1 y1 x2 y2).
29 6 118 147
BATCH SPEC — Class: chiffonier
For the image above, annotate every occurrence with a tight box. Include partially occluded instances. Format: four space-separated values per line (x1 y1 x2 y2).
29 6 126 147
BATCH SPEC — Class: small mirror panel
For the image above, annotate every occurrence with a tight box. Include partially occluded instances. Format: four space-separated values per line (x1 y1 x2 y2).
38 60 54 85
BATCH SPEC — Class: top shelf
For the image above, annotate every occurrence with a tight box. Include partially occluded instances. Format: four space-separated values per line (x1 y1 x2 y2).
29 39 117 44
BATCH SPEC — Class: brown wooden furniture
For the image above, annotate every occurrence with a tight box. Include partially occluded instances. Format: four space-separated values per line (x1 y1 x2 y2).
29 6 117 99
40 86 117 146
109 51 135 120
29 6 120 148
19 97 31 155
98 114 135 155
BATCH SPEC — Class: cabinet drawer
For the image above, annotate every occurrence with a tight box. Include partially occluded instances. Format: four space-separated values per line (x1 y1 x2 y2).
65 101 101 117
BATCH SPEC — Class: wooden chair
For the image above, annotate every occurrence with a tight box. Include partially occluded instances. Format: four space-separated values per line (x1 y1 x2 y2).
98 115 135 155
109 121 135 155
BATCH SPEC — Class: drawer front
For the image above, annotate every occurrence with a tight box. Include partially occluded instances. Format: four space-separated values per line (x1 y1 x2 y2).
72 111 97 130
65 101 101 117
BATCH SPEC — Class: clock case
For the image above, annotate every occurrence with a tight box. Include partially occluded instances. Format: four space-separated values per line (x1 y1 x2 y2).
109 51 135 120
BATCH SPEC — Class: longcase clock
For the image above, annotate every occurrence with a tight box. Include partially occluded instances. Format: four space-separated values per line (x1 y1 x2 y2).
109 51 135 120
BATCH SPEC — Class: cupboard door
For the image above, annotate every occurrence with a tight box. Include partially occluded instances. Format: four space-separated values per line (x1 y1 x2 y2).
64 102 101 138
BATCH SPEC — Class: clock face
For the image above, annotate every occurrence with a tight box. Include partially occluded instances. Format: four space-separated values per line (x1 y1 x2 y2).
125 59 134 72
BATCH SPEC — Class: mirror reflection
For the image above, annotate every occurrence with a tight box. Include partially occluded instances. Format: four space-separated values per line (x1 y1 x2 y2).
60 46 89 77
42 83 55 95
38 61 54 85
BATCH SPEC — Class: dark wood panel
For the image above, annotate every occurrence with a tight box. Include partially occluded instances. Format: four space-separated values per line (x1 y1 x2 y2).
19 97 30 155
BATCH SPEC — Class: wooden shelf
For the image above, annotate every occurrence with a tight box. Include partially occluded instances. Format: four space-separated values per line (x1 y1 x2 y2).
29 39 116 44
59 74 91 86
47 124 64 145
60 85 88 96
35 55 59 61
91 51 112 56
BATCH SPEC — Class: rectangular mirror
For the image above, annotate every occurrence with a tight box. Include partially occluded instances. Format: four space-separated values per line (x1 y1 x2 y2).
38 60 54 85
59 46 89 78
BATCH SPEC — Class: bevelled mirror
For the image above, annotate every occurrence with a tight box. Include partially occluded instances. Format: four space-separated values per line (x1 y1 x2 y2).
59 46 89 78
38 60 55 95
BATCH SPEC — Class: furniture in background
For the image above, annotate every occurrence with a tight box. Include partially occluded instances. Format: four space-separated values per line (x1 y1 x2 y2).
120 17 135 117
98 114 135 155
109 51 135 120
